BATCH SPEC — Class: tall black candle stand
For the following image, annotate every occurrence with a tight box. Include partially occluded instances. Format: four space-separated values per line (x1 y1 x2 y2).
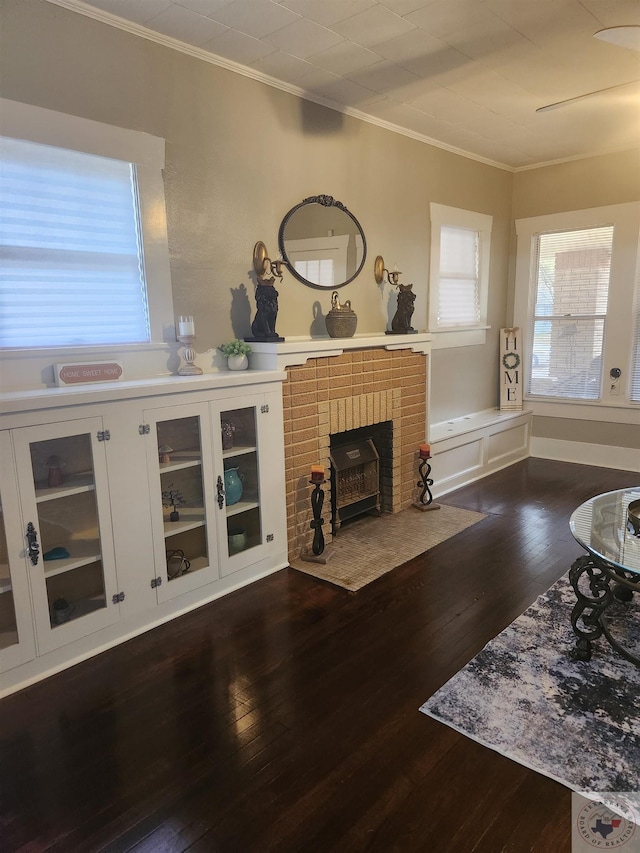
301 478 334 564
413 455 441 512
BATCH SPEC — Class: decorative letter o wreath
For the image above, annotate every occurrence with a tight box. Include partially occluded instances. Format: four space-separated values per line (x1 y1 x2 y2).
502 352 521 371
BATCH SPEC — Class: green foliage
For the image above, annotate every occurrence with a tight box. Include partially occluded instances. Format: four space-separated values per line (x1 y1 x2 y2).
218 339 252 357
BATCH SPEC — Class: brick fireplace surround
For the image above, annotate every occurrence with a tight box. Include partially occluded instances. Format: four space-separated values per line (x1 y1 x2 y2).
253 338 430 561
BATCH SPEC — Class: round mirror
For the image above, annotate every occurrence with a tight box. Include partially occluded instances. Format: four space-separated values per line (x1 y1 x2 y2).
278 195 367 289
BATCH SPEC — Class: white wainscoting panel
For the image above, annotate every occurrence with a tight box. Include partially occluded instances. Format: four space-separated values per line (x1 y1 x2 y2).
431 409 531 497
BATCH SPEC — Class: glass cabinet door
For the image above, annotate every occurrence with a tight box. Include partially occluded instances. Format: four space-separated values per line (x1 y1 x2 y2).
11 418 120 655
0 432 36 673
145 405 218 602
215 402 264 575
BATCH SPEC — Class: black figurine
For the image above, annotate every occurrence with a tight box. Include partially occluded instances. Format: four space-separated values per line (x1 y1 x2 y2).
391 283 416 334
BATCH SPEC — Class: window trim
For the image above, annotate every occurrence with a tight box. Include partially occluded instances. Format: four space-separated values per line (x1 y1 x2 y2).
0 97 173 351
514 202 640 409
428 203 492 349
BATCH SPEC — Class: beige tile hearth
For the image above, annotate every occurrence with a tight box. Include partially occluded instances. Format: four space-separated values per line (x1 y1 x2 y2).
290 504 486 591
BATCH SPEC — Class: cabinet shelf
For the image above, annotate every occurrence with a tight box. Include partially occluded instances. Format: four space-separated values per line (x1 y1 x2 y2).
50 594 105 628
35 473 96 503
167 554 209 580
223 444 256 460
0 628 19 651
0 563 12 594
159 454 201 474
163 507 205 537
226 499 259 518
42 540 101 578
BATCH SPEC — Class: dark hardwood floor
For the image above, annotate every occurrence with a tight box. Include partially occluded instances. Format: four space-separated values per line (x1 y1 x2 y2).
1 458 637 853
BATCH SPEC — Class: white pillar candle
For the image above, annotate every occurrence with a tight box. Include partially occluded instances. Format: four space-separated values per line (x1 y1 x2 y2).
178 316 195 336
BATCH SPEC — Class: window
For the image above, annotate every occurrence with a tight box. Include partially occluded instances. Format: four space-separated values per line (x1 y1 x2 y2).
1 137 150 348
429 203 492 349
527 226 613 400
514 202 640 409
283 234 350 288
0 98 172 352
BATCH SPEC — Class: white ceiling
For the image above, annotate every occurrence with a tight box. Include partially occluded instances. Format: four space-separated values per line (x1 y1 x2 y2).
55 0 640 169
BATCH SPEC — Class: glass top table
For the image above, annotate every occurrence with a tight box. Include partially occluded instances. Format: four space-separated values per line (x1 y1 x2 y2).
569 488 640 665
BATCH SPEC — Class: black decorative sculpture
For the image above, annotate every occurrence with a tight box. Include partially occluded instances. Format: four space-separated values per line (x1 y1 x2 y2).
246 241 285 342
375 255 418 335
391 283 416 334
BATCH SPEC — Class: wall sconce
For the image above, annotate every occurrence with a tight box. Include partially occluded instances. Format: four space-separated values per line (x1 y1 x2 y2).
253 241 287 281
374 255 402 286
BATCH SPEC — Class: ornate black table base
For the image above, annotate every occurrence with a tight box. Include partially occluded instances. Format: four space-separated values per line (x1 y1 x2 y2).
569 553 640 666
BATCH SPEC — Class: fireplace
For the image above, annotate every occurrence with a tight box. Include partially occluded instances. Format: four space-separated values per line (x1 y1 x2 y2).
277 343 429 561
330 434 381 532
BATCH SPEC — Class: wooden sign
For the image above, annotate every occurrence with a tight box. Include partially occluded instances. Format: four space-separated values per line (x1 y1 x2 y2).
500 328 522 410
55 361 123 386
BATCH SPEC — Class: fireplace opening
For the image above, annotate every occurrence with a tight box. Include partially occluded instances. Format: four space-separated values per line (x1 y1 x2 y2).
329 421 393 533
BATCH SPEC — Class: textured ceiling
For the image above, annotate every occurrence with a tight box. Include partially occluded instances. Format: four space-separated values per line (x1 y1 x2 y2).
54 0 640 169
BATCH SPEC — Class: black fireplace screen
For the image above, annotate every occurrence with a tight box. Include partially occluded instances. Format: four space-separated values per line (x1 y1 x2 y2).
329 438 380 533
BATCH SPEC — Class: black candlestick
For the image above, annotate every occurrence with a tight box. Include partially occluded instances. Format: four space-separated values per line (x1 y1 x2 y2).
309 480 326 555
413 456 441 512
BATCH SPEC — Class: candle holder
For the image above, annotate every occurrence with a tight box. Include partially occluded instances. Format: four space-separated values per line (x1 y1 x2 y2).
413 449 441 512
177 334 203 376
301 475 334 564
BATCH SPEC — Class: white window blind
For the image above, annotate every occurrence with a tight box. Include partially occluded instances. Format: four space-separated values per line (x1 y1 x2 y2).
0 136 150 348
437 225 480 327
294 258 334 287
528 226 613 400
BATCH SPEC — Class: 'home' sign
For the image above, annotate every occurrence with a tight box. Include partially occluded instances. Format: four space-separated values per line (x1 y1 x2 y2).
499 328 522 411
55 361 124 386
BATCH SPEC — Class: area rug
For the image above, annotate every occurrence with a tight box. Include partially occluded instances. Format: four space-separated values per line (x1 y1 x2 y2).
290 504 485 591
421 573 640 818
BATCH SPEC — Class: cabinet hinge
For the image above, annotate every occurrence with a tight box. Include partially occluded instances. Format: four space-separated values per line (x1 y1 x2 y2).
261 404 269 414
150 577 162 589
97 430 111 442
266 533 274 542
112 591 125 604
139 424 151 435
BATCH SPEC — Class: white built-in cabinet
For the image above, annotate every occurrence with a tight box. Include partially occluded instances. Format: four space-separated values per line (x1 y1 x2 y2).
0 373 287 696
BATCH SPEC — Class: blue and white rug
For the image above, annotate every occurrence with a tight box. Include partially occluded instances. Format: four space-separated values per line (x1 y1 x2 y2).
421 573 639 818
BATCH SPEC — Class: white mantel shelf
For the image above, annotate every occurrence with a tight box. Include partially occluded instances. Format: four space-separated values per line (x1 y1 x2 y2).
248 333 431 371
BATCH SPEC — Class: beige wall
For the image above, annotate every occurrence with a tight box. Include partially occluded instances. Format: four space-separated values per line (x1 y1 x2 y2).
2 0 637 453
0 0 513 422
512 149 640 220
533 416 640 449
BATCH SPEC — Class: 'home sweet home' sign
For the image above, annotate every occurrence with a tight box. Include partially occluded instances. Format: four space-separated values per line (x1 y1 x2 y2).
500 328 522 411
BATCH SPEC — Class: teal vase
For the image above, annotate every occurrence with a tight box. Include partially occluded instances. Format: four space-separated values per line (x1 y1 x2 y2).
224 467 244 506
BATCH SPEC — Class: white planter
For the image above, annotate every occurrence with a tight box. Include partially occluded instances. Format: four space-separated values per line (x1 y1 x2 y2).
227 353 249 371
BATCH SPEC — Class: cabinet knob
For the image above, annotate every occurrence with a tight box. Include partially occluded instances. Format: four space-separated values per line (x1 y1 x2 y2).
26 522 40 565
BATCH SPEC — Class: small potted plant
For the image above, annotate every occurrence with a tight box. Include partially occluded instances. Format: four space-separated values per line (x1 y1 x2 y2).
218 339 251 371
